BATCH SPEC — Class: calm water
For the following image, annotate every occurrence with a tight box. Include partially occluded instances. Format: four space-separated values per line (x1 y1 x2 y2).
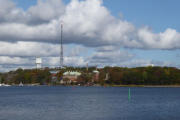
0 86 180 120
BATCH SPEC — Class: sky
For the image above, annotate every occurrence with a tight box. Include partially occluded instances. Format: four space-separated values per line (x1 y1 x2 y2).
0 0 180 72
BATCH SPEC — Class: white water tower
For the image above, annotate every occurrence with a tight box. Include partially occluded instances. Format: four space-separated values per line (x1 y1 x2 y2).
36 57 42 69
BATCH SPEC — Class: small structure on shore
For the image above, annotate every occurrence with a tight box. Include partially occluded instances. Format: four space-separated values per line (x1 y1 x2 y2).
105 73 109 81
19 82 23 86
92 70 99 82
50 70 59 84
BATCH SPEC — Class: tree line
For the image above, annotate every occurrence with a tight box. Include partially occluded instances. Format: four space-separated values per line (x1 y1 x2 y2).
99 66 180 85
1 66 180 85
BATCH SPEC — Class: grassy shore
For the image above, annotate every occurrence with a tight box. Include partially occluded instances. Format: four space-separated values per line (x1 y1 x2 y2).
104 84 180 87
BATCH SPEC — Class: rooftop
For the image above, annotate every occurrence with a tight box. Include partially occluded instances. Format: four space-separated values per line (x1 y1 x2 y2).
63 71 81 76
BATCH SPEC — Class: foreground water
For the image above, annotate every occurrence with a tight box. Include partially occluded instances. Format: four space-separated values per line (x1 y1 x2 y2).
0 86 180 120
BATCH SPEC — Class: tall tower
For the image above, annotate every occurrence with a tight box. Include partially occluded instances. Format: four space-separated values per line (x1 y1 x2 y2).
36 57 42 69
60 22 64 68
86 62 88 72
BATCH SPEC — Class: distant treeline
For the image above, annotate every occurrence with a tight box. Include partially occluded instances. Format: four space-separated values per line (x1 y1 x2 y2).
99 66 180 85
0 68 51 85
0 67 96 85
1 66 180 85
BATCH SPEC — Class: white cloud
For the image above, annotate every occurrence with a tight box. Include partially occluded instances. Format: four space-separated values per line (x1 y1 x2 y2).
0 41 60 57
44 56 87 67
89 49 134 66
0 21 59 42
0 0 65 24
0 0 24 23
0 56 31 65
67 45 89 56
118 59 178 68
137 27 180 49
0 0 180 50
27 0 65 24
0 0 180 72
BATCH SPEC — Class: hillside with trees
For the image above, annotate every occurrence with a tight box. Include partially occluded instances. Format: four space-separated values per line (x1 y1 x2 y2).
99 66 180 85
1 66 180 86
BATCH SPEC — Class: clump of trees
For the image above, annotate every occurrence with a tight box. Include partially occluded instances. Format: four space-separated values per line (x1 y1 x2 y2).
1 66 180 86
99 66 180 85
77 73 93 85
0 68 51 85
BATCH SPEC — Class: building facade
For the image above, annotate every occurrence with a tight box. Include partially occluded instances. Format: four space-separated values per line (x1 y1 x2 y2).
63 71 81 83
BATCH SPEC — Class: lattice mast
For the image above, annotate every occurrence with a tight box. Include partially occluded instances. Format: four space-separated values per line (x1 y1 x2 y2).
60 22 64 68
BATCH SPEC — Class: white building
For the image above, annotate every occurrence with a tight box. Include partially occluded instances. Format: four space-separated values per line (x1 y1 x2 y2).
63 71 81 83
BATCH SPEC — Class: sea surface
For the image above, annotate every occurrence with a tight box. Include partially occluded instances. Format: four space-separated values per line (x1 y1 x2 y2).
0 86 180 120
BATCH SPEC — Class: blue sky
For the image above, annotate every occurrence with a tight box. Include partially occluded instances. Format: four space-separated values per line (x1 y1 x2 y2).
104 0 180 32
0 0 180 71
14 0 180 32
12 0 180 66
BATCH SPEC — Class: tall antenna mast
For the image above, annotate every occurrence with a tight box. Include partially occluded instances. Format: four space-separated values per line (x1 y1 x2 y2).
60 22 64 68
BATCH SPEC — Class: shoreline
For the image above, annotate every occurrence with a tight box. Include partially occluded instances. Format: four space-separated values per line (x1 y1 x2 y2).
108 85 180 88
1 84 180 88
